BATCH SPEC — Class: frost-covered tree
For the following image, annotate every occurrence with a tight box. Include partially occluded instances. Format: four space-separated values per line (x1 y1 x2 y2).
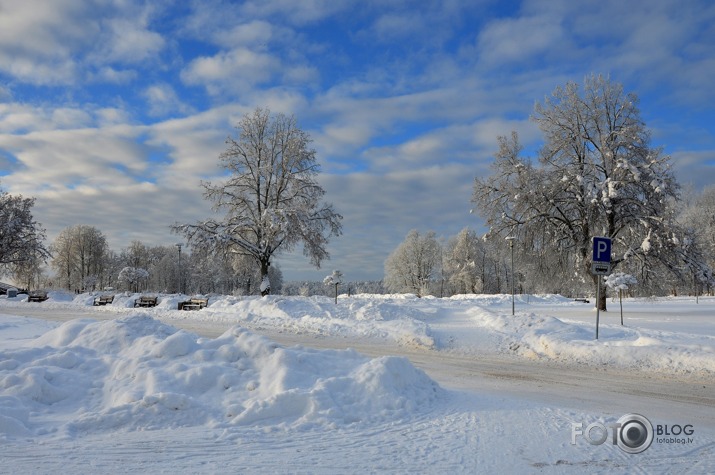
50 225 109 291
174 108 342 295
118 266 149 292
10 248 45 291
473 75 682 310
123 241 152 271
384 230 441 297
0 186 50 274
443 228 487 294
679 185 715 295
691 186 715 262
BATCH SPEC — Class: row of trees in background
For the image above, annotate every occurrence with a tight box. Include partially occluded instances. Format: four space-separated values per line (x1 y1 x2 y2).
19 224 285 295
0 192 287 294
384 199 715 301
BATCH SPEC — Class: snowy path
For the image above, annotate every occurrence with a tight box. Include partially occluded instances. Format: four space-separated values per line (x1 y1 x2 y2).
5 399 713 474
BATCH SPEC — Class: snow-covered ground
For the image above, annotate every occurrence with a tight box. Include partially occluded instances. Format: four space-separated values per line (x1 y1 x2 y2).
0 292 713 473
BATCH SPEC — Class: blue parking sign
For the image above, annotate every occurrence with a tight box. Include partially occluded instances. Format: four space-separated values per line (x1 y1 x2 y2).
592 236 612 263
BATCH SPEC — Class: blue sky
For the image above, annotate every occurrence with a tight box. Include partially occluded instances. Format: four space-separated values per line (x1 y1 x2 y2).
1 0 714 282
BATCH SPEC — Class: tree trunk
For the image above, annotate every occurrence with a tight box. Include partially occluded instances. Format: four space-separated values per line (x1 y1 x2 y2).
592 273 607 311
598 277 607 311
260 259 270 296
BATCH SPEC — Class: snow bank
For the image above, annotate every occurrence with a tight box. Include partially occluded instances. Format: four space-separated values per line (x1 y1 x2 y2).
0 315 442 440
467 306 715 376
446 293 574 305
198 295 437 349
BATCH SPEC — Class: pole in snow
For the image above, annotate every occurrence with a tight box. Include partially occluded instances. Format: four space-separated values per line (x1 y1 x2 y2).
506 236 516 316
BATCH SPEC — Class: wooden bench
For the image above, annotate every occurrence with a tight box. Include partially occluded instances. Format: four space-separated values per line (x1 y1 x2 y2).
28 291 48 302
93 294 115 306
574 298 590 303
178 298 209 311
134 295 158 307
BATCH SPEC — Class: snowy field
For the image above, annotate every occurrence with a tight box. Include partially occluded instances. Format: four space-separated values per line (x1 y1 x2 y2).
0 292 713 474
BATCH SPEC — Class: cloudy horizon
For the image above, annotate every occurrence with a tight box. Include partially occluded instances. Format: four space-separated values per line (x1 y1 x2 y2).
1 0 714 282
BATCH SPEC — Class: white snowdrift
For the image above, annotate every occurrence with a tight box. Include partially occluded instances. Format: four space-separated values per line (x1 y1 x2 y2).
0 315 442 440
467 306 715 375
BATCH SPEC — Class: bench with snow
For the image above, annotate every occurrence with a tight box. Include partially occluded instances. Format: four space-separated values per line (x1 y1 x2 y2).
134 295 158 307
93 294 115 306
574 298 590 303
178 297 209 311
28 291 48 302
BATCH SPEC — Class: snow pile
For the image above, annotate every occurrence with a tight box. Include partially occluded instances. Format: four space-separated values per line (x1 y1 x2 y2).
201 295 436 349
446 293 576 305
0 315 442 440
467 306 715 375
45 291 75 302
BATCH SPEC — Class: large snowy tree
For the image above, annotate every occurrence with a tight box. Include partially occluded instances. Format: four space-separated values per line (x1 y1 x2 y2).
443 227 488 294
384 230 442 297
677 187 715 295
473 75 684 310
174 108 342 295
51 225 109 291
118 266 149 292
0 186 50 275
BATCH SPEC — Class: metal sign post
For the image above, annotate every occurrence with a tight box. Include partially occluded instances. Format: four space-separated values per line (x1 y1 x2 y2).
595 275 601 339
592 236 612 340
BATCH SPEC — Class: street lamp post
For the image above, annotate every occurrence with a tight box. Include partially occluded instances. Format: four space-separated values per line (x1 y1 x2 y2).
506 236 516 315
176 243 182 294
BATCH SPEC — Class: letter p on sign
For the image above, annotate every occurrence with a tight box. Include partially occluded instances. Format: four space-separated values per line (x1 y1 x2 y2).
592 237 612 263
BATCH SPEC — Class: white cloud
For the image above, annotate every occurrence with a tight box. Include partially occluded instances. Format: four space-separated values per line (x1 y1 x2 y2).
95 108 133 127
0 0 91 83
1 128 147 195
0 0 90 58
0 104 47 133
181 48 280 93
100 18 165 64
239 0 351 25
477 15 565 66
32 181 212 253
0 56 79 86
213 20 276 48
671 150 715 191
370 12 424 41
0 107 231 252
143 84 193 117
92 67 138 84
0 0 167 85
